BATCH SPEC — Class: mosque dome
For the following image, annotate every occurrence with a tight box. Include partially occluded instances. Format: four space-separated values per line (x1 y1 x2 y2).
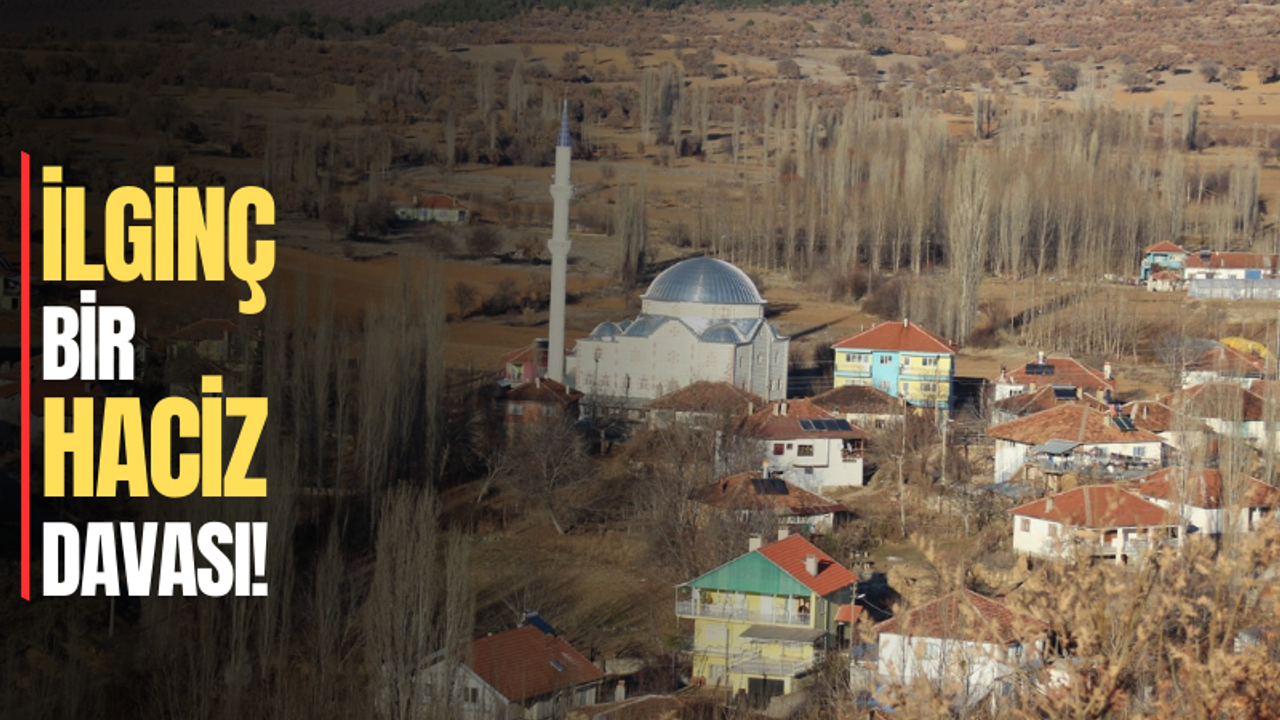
642 257 764 305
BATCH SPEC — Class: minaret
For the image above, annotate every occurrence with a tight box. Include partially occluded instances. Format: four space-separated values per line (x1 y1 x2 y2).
547 100 573 383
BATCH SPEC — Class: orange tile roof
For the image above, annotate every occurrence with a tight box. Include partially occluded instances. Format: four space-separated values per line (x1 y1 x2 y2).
832 320 954 355
1121 400 1177 433
416 194 467 210
992 385 1109 418
810 384 904 415
758 534 858 597
1127 467 1280 509
503 378 583 405
988 404 1163 446
1159 382 1265 422
1183 345 1266 375
470 626 604 703
1184 252 1279 270
691 472 849 516
1001 356 1114 393
646 381 762 415
874 589 1044 644
1008 485 1173 528
737 400 868 440
1143 241 1188 254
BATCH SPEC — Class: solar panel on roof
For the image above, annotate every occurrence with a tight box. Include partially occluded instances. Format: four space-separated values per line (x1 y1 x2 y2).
751 477 789 495
1113 415 1137 431
1026 363 1056 376
798 419 815 431
1053 385 1078 400
833 419 852 431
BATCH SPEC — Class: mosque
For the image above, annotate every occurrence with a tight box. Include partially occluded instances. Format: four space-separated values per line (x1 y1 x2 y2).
566 257 790 402
533 103 789 405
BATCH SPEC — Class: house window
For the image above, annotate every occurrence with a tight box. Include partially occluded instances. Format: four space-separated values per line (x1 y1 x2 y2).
508 404 523 416
1020 518 1030 532
878 355 893 365
1133 446 1145 458
773 443 785 456
467 688 479 704
876 381 890 393
757 353 765 365
921 356 938 367
902 382 910 393
798 445 815 457
921 383 936 393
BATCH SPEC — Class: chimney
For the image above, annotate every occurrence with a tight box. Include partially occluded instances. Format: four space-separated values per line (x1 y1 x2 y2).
747 401 754 416
1046 497 1054 512
778 526 790 541
1037 350 1046 365
535 377 541 389
761 460 770 477
903 317 909 328
749 535 763 552
1104 361 1113 381
804 554 818 576
614 680 626 703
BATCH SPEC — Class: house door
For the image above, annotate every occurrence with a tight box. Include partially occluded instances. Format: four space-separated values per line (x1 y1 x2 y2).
747 678 786 708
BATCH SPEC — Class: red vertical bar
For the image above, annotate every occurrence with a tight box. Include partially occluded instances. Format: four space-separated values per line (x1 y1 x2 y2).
20 151 30 601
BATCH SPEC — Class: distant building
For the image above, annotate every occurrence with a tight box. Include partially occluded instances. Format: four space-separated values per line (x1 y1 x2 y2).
1140 241 1187 282
832 320 955 409
675 534 859 706
1008 485 1182 563
735 399 868 491
396 194 469 223
1126 467 1280 535
809 383 907 430
570 257 789 404
993 353 1114 403
1182 251 1279 281
644 381 762 430
499 377 583 435
1180 343 1267 389
987 404 1165 483
990 385 1109 426
419 624 604 720
504 339 564 385
873 589 1046 708
690 471 852 534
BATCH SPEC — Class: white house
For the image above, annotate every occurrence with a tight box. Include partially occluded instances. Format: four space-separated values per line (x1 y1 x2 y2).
1126 467 1280 535
987 405 1165 483
1159 382 1271 446
1008 485 1182 562
992 353 1114 403
874 589 1045 708
1180 343 1267 389
570 257 789 404
418 625 604 720
1181 251 1279 281
809 383 907 431
736 399 868 491
690 471 851 534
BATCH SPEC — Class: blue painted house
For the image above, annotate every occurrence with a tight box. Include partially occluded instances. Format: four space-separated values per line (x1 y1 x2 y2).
831 320 955 409
1140 241 1187 281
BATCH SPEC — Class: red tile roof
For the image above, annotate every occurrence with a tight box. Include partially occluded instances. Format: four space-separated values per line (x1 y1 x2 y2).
737 400 868 440
416 194 467 210
470 626 604 703
1144 241 1188 254
810 384 905 416
1183 345 1266 376
503 378 583 405
1127 467 1280 509
1184 252 1279 270
992 385 1109 418
646 381 762 415
1008 485 1173 528
1159 382 1265 422
1120 400 1177 433
691 472 849 516
874 589 1044 644
1000 356 1114 393
832 320 954 355
988 404 1163 446
758 534 858 597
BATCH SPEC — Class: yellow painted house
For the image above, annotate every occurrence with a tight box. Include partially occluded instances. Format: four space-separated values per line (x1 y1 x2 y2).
832 319 955 409
675 534 859 706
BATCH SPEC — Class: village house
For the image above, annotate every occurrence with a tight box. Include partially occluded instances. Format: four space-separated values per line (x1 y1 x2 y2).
1140 241 1188 282
395 193 469 223
809 383 907 430
989 385 1109 426
1008 485 1183 562
987 405 1166 484
735 399 868 491
499 377 583 434
418 624 604 720
503 339 565 385
831 320 955 409
1126 467 1280 535
1146 270 1185 293
1159 382 1271 446
690 471 852 534
1180 343 1267 389
873 589 1046 709
1182 251 1279 281
992 353 1115 403
645 381 762 430
675 534 859 707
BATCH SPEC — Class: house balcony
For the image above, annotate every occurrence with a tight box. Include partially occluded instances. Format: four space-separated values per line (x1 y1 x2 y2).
675 601 811 627
727 653 813 678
